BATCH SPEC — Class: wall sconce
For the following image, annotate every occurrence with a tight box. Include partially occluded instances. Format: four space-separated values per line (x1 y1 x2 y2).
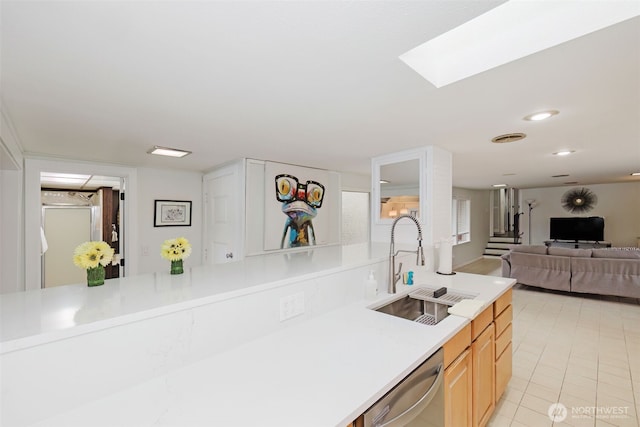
525 199 537 245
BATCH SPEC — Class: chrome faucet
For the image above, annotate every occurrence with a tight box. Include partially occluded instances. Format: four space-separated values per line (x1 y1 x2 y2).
389 214 425 294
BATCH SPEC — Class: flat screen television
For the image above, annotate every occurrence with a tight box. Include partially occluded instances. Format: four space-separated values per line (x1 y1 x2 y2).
549 217 604 242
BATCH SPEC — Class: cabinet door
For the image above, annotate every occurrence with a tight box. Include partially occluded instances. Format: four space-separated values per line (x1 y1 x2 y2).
472 323 495 427
496 342 512 402
445 349 473 427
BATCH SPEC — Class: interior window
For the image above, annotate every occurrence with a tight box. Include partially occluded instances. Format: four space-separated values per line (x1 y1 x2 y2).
452 198 471 245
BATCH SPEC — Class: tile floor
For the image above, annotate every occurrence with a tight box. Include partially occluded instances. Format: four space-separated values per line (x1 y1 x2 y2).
487 284 640 427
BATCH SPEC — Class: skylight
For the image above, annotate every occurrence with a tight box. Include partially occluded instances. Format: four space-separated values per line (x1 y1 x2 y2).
399 0 640 88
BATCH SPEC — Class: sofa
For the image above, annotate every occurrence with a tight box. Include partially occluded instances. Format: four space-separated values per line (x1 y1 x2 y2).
501 245 640 299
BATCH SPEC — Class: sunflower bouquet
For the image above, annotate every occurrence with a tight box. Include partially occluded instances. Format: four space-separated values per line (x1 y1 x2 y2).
161 237 192 274
73 241 115 286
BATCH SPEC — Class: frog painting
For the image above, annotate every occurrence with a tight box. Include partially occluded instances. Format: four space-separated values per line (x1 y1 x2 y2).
274 174 325 248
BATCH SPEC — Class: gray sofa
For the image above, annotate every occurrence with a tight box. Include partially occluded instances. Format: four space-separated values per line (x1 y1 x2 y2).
501 245 640 299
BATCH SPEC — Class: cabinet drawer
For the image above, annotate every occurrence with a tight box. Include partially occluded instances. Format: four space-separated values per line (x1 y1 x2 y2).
444 323 471 369
471 305 493 341
493 288 512 318
495 323 512 358
494 305 512 337
495 342 512 402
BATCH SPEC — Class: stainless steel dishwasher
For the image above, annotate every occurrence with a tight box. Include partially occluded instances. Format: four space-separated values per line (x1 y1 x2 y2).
363 347 444 427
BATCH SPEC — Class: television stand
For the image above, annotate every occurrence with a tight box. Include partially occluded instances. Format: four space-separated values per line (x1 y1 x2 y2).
544 240 611 249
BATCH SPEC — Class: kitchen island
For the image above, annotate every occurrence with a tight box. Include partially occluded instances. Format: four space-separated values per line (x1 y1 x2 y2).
0 243 514 427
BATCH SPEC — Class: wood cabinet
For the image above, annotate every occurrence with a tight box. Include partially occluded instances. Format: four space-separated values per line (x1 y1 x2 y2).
444 348 473 427
472 323 495 427
444 324 472 427
443 288 513 427
493 289 513 402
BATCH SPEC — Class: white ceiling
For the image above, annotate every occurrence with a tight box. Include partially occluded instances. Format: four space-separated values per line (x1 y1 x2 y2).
2 1 639 190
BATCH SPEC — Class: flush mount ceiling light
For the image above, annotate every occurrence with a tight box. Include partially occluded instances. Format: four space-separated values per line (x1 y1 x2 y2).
631 172 640 176
148 146 192 158
492 184 508 188
553 150 575 156
399 1 640 88
491 133 526 144
523 110 559 121
380 180 390 184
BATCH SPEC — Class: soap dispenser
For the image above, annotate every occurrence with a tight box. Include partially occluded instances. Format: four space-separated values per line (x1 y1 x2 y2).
365 270 378 300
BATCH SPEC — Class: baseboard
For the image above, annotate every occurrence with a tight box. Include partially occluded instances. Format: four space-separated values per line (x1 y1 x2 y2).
453 256 484 270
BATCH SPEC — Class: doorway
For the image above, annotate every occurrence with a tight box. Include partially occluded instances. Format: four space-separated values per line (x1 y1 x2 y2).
24 158 138 292
40 176 123 288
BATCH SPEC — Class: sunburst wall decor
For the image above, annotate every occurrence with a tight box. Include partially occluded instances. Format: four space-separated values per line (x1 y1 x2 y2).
561 187 597 213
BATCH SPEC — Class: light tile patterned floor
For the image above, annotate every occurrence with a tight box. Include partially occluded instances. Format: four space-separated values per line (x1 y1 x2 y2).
488 284 640 427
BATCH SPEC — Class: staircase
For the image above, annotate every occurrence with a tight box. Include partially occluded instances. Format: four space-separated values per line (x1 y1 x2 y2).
483 236 521 259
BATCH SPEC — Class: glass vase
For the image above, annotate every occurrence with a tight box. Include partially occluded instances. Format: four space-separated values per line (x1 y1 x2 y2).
87 265 105 287
171 259 184 275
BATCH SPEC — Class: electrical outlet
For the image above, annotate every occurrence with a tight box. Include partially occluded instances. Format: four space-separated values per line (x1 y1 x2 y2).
141 245 149 256
279 292 305 321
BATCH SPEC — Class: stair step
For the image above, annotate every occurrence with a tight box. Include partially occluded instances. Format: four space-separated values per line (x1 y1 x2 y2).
486 242 514 250
484 248 509 256
488 237 521 244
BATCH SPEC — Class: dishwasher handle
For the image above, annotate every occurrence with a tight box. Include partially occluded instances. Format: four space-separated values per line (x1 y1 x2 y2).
378 362 444 427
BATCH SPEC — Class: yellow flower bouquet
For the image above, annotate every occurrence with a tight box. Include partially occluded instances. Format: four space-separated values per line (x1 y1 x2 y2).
161 237 192 274
73 241 115 286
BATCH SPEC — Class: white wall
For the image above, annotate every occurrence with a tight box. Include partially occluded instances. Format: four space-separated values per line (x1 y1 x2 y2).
340 171 369 192
0 109 25 294
136 168 203 274
452 187 491 268
521 182 640 248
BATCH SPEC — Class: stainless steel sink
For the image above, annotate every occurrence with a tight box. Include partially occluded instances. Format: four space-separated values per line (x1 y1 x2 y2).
372 287 477 326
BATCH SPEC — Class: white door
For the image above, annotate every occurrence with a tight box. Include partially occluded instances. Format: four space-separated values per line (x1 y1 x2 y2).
203 161 245 264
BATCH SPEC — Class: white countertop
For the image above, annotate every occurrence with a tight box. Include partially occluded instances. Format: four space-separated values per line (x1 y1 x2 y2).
0 243 390 353
28 271 515 427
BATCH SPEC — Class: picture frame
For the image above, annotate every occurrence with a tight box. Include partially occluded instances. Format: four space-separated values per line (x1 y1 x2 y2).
154 200 192 227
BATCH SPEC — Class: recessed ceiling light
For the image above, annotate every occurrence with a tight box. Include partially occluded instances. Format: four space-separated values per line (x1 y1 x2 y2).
491 133 526 144
492 184 508 188
551 174 570 178
631 172 640 176
148 146 192 158
523 110 559 121
564 181 579 185
502 173 516 176
553 150 575 156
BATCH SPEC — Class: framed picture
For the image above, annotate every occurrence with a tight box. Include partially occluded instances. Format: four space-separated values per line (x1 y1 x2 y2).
154 200 192 227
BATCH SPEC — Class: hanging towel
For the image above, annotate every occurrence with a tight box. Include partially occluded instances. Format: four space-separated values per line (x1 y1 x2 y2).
447 299 486 319
40 227 48 254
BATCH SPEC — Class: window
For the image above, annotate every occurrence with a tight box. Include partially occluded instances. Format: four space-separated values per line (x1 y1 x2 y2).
452 198 470 245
